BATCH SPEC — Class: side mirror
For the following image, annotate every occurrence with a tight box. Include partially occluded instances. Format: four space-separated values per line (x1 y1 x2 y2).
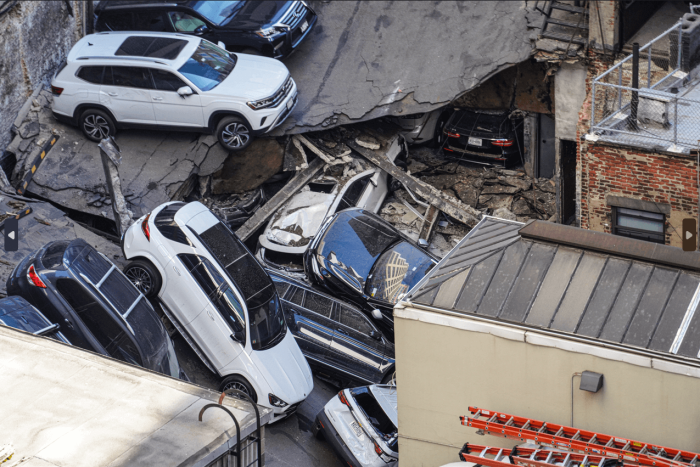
177 86 194 97
418 238 429 248
371 309 383 320
194 24 209 35
369 330 383 341
230 331 245 343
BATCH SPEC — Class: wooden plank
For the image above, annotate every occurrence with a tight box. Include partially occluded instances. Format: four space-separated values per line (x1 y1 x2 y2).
346 138 482 227
235 156 326 241
419 205 439 243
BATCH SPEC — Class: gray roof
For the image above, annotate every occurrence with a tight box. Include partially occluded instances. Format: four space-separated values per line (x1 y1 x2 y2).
408 217 700 361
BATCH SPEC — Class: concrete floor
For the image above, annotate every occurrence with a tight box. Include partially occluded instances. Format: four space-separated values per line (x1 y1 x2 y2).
171 329 345 467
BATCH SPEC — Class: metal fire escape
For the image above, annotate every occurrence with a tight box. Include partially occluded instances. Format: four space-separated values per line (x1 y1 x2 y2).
536 1 589 46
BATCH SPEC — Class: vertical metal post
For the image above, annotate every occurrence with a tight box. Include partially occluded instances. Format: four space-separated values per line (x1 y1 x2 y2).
647 45 652 87
674 97 678 146
628 43 640 130
618 68 623 109
678 22 683 72
591 82 596 129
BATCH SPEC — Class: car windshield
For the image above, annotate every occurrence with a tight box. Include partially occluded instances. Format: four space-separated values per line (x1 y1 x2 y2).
365 241 436 304
317 211 399 291
178 40 236 92
198 221 286 350
188 1 244 26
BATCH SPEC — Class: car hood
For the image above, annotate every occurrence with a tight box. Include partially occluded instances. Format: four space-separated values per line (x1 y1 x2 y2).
213 54 289 100
221 1 293 30
265 191 336 249
249 330 313 404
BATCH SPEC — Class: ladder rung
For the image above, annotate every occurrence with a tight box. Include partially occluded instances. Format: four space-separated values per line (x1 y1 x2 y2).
589 435 598 445
547 17 589 30
605 438 615 448
540 30 587 45
562 453 572 467
494 448 505 462
488 414 498 423
571 431 581 441
553 427 564 438
551 2 586 14
522 421 531 431
537 422 548 433
672 453 682 462
505 417 515 427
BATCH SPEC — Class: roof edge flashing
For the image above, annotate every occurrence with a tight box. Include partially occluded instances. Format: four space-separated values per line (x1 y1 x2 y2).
519 221 700 272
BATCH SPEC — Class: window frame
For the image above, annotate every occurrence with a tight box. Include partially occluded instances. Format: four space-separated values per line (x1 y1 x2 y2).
337 173 374 212
612 206 666 244
76 66 105 85
336 303 377 336
108 66 156 90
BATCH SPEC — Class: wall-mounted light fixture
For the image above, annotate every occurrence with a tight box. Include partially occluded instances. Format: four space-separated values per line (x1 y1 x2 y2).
572 370 604 425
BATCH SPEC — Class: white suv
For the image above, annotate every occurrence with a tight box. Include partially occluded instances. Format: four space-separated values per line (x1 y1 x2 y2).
51 32 298 151
121 201 313 421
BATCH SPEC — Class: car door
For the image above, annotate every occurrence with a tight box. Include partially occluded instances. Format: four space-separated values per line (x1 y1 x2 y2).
336 174 373 212
100 66 156 124
328 303 386 382
149 68 204 127
201 285 245 370
284 286 334 363
356 170 388 213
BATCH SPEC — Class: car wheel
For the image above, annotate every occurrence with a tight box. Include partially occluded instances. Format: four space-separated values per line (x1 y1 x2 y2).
430 112 449 148
80 109 116 142
220 374 258 403
124 259 162 299
216 117 252 152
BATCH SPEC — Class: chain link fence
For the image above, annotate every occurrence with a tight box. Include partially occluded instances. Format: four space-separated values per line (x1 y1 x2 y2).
590 22 700 150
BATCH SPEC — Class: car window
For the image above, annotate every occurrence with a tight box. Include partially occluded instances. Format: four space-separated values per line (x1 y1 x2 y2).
77 66 104 85
289 287 304 306
100 269 140 315
271 278 291 298
97 11 133 31
72 248 111 284
339 305 374 335
213 287 245 334
168 11 206 32
111 67 154 89
132 10 167 32
178 254 225 298
151 69 188 92
42 241 70 269
178 40 235 92
56 279 142 365
337 175 373 211
304 291 333 318
154 202 191 245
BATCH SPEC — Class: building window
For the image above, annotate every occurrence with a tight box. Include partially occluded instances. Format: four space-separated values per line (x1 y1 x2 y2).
612 207 665 244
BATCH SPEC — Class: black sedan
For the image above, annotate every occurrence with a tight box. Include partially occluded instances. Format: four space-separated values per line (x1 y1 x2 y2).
0 296 71 344
268 270 395 387
95 1 318 59
442 108 524 168
304 208 439 339
6 239 186 380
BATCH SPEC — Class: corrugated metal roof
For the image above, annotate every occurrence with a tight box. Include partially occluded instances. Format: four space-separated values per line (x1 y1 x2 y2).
408 217 700 361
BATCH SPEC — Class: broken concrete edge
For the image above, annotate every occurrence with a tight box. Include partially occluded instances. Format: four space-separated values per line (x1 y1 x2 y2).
99 138 133 238
12 84 44 133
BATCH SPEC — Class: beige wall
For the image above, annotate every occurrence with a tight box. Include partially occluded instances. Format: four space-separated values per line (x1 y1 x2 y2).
394 306 700 467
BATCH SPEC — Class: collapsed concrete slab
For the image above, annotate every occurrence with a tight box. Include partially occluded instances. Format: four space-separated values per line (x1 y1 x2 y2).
274 1 542 135
5 90 230 219
0 195 123 297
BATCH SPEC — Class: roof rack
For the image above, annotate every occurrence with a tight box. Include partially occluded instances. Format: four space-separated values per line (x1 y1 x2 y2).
76 56 167 65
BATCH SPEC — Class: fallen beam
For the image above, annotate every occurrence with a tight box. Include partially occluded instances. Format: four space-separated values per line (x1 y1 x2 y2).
346 138 482 227
16 133 59 196
99 137 133 239
418 205 439 244
235 156 326 241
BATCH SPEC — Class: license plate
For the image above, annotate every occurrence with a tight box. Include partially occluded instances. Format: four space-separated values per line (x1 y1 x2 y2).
350 421 363 438
468 137 482 147
300 20 309 33
287 98 294 110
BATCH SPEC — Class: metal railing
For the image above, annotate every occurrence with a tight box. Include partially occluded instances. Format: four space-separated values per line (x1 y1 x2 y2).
590 22 700 150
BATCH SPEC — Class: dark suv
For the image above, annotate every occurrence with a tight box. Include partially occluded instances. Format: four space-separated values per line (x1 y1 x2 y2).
0 296 71 344
6 239 186 380
94 1 318 59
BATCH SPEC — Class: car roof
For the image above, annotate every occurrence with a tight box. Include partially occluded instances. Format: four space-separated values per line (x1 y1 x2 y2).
67 32 199 68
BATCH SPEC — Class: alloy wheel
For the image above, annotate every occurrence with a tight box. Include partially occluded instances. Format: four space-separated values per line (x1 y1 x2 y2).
84 114 111 139
125 266 152 295
221 123 250 148
222 381 251 398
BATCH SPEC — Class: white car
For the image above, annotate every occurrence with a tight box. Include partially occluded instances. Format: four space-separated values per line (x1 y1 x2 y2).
388 107 452 147
50 32 298 151
256 142 407 274
313 384 398 466
121 201 313 421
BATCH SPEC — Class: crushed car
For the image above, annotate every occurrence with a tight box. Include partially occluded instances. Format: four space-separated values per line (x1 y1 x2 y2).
121 201 314 421
95 1 318 59
269 270 395 387
0 296 71 344
304 208 439 339
6 239 185 380
257 153 404 274
388 107 452 147
441 108 524 168
313 384 398 467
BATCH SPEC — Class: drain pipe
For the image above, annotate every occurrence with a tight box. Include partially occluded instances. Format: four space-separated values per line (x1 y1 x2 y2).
98 136 133 239
628 43 640 131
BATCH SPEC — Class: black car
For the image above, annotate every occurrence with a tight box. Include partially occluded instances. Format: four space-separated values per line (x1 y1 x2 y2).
0 296 71 344
442 108 524 168
268 270 395 387
304 208 439 339
6 239 186 380
95 1 318 59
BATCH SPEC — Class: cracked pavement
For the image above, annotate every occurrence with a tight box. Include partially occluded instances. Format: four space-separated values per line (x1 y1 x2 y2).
274 0 541 134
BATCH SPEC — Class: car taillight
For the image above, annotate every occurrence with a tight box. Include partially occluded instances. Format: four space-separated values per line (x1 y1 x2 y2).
141 213 151 241
447 132 460 138
27 265 47 288
374 442 382 455
338 390 350 407
492 139 513 147
51 85 63 96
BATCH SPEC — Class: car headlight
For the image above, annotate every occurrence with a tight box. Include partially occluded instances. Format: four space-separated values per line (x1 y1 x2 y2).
247 96 275 110
268 394 288 407
256 26 285 38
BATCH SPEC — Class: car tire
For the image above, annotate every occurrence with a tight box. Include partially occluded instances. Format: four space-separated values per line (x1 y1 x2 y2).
124 259 162 299
220 374 258 403
80 109 116 142
430 112 450 148
216 116 253 152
